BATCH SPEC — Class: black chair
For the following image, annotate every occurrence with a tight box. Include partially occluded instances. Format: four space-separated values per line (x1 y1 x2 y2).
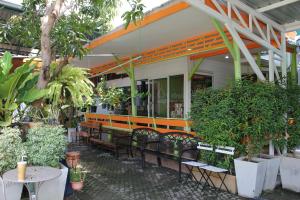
129 128 161 168
158 132 199 182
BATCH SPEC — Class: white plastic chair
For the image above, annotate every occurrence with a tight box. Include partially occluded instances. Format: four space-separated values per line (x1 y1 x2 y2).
0 176 23 200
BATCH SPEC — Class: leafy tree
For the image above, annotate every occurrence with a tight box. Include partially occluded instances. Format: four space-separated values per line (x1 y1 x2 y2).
0 0 144 88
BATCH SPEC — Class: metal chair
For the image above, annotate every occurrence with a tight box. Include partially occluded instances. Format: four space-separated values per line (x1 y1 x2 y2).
158 132 199 182
129 128 161 168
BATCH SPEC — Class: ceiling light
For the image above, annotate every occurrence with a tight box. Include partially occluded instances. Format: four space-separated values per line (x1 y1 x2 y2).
225 55 229 59
187 48 192 51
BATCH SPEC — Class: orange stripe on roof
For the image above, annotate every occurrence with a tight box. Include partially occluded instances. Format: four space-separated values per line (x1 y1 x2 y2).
86 2 190 49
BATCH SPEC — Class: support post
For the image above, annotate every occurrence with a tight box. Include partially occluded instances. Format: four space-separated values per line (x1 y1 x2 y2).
269 50 275 156
291 49 298 85
129 60 137 117
233 41 241 80
211 18 241 81
269 50 275 82
188 58 205 80
281 32 287 83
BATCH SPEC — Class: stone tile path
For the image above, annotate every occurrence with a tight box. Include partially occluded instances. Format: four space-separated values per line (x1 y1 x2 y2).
68 144 245 200
68 144 300 200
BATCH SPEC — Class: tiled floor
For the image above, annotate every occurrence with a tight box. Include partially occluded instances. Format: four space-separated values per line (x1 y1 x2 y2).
68 144 300 200
68 144 245 200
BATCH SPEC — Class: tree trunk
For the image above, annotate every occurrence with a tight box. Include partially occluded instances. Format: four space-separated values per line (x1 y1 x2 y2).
37 0 64 89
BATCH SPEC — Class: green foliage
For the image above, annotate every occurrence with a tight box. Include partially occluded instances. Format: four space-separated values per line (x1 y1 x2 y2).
0 0 144 59
47 65 94 108
25 125 67 168
122 0 145 28
96 77 128 108
0 128 24 174
191 80 287 160
286 83 300 151
0 52 47 127
70 165 87 182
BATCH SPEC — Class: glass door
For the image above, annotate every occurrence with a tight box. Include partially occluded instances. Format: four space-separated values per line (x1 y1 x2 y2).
152 78 167 117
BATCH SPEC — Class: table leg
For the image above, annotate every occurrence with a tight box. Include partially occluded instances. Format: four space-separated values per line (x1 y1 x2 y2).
25 183 40 200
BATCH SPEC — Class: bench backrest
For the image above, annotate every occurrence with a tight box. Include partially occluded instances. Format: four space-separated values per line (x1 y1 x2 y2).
131 128 161 143
160 132 199 149
82 113 194 135
159 131 199 159
197 142 235 168
197 142 235 155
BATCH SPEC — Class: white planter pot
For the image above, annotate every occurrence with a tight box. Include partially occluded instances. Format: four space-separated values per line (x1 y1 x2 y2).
37 164 69 200
234 157 267 198
256 154 281 191
67 128 77 143
0 177 23 200
280 156 300 192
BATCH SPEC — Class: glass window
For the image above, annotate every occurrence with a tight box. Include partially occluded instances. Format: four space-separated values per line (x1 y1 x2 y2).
153 78 167 117
169 75 184 118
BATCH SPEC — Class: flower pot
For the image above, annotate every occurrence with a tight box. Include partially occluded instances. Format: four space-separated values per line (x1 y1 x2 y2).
67 128 77 143
66 151 80 168
280 156 300 192
234 157 267 198
71 181 84 191
37 164 69 200
256 154 281 191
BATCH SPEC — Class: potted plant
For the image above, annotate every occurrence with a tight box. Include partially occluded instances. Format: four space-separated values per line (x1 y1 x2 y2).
25 125 68 200
0 128 25 200
191 80 287 198
279 83 300 192
70 165 87 191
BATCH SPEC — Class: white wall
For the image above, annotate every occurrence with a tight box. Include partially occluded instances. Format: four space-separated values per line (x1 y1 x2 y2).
106 57 189 87
105 56 235 116
195 59 235 89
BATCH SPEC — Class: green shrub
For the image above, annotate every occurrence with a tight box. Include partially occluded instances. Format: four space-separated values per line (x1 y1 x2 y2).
191 80 287 160
0 128 24 174
25 125 67 168
286 83 300 151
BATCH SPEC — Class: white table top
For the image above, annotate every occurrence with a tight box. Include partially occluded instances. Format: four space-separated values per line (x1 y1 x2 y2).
3 166 61 183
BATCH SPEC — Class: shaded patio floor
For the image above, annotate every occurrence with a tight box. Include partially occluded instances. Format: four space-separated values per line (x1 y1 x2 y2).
68 144 300 200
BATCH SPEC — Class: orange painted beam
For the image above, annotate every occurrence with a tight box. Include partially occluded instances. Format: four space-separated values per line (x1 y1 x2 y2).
86 2 190 49
190 42 260 60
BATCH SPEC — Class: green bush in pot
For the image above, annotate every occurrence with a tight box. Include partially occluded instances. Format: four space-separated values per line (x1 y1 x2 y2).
25 125 67 168
191 80 287 160
191 80 287 198
0 128 24 174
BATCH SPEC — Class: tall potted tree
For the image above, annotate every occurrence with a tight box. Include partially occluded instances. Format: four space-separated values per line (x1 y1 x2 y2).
279 83 300 192
191 80 287 198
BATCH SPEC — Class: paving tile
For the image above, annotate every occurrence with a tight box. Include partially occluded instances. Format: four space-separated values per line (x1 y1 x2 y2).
68 144 246 200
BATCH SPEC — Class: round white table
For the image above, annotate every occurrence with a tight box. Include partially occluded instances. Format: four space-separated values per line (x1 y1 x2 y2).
3 166 61 200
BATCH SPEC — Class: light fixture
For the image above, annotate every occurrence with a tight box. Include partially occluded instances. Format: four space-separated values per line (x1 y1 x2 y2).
187 48 192 51
225 55 229 59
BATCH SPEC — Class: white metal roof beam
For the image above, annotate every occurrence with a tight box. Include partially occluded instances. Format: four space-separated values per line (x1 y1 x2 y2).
257 0 300 13
284 21 300 32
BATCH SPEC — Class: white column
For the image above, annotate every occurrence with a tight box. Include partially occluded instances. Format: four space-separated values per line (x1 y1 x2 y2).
184 57 192 119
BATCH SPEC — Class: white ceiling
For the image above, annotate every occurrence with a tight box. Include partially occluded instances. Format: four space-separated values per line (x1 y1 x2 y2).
73 6 216 68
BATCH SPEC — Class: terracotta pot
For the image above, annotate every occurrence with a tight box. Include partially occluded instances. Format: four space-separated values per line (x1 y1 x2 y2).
71 181 84 191
66 151 80 168
288 118 296 125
